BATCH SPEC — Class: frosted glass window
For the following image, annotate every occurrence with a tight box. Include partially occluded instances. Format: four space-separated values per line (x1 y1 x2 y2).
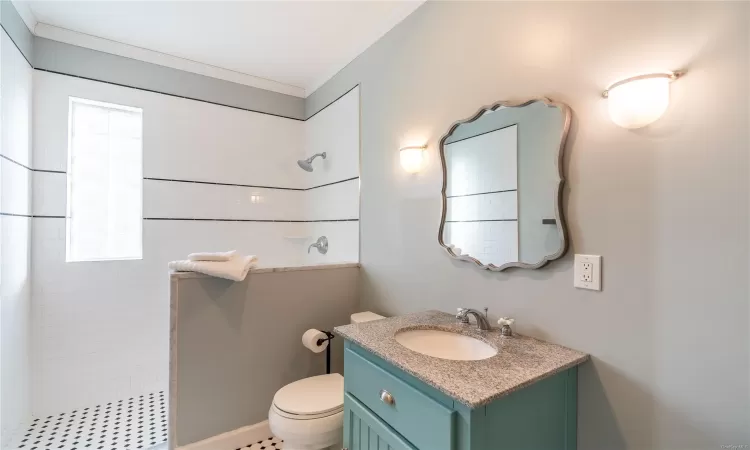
66 97 143 262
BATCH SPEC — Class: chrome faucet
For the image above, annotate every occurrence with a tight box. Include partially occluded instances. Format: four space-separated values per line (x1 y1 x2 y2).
308 236 329 254
456 308 492 331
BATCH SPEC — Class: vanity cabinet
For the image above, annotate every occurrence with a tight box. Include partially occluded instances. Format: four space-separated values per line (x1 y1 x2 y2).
343 341 579 450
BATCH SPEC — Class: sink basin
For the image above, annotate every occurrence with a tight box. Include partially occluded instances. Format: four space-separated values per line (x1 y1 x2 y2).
394 328 497 360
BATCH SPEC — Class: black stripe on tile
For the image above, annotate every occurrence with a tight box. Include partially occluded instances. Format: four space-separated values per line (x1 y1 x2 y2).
33 168 67 174
143 218 358 223
305 84 360 121
0 212 67 218
444 123 517 146
0 153 33 171
1 154 67 174
0 25 33 68
306 177 359 190
445 219 517 223
144 177 304 191
446 189 516 198
144 176 359 191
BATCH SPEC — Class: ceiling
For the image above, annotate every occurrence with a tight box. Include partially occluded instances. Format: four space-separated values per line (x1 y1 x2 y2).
21 0 424 96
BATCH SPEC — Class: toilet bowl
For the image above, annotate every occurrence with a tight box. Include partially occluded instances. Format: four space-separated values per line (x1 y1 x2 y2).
269 312 385 450
269 373 344 450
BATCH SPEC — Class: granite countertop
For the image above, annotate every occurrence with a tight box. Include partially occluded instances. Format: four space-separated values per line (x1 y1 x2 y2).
334 310 589 408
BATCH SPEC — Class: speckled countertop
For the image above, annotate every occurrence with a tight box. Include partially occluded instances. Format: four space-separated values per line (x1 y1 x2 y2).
334 310 588 408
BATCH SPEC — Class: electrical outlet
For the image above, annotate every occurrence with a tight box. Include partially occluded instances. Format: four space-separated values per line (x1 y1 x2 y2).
574 254 601 291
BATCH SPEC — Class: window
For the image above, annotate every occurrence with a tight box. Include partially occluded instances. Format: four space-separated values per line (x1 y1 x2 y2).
66 97 143 262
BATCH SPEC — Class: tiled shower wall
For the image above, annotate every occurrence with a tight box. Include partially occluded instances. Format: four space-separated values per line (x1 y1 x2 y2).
30 70 359 417
0 28 34 446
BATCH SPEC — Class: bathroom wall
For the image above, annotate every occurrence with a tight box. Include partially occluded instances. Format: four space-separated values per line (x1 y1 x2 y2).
30 71 358 417
307 2 750 449
30 70 302 417
0 24 33 447
303 86 360 265
170 266 360 446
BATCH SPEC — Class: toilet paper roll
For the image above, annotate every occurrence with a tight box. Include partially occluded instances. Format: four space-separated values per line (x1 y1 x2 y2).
302 329 329 353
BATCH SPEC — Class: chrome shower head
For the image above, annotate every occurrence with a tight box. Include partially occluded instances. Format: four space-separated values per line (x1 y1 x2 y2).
297 159 313 172
297 152 326 172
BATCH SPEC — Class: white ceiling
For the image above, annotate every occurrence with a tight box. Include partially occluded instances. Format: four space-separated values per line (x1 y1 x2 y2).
21 0 424 96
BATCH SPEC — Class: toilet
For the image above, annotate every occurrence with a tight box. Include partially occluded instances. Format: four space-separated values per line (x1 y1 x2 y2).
269 312 385 450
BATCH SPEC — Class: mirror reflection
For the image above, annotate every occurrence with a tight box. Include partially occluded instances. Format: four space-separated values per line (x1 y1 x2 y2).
439 99 570 271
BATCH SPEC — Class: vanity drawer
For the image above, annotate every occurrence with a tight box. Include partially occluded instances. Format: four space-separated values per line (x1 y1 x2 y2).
344 348 455 450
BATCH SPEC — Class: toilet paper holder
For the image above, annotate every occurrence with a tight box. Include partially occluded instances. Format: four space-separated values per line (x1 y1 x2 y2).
317 331 335 374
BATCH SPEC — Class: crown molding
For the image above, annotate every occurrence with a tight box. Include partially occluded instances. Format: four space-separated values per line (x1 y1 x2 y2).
34 22 307 98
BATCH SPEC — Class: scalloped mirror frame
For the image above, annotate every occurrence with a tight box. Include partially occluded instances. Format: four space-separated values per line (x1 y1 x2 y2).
437 98 572 271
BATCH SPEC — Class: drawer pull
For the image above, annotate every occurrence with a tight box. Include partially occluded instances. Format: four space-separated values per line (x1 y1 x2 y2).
379 389 395 405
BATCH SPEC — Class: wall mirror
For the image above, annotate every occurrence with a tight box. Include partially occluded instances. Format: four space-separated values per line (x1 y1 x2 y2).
438 99 571 271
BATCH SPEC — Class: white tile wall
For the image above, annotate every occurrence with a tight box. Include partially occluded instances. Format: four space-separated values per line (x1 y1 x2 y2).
444 125 517 196
143 180 304 221
29 73 360 419
443 123 518 265
301 87 360 265
305 179 359 221
303 221 359 265
0 158 31 215
303 87 360 188
445 191 517 222
0 216 32 448
443 221 518 264
30 171 65 217
1 31 32 167
33 71 306 186
0 29 33 449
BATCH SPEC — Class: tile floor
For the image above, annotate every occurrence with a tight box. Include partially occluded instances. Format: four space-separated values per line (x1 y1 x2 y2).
237 436 283 450
9 391 167 450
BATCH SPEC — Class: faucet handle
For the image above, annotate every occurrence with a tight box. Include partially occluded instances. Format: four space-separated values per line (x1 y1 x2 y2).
498 317 514 336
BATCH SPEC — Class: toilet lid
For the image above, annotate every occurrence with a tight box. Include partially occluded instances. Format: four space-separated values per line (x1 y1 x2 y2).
273 373 344 416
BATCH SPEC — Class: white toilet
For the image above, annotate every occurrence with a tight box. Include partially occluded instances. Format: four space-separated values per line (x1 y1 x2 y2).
269 312 384 450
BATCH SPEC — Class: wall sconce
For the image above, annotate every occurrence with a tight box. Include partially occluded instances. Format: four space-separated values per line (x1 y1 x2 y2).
400 145 427 173
603 71 684 129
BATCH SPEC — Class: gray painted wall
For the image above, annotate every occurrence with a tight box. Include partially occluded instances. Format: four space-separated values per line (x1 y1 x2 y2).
445 102 564 263
0 0 33 63
34 38 305 120
307 2 749 449
171 268 360 446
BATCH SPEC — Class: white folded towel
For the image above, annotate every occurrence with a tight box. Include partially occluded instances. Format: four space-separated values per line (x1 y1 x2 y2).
188 250 237 262
169 254 258 281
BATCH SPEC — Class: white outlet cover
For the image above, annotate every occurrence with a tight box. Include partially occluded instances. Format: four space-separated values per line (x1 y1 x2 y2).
574 254 602 291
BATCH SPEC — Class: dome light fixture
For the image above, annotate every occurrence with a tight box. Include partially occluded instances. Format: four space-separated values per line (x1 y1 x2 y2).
400 145 427 173
603 71 684 129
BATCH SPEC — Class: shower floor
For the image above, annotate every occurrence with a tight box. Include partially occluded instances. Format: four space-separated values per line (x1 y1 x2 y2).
10 391 167 450
237 436 283 450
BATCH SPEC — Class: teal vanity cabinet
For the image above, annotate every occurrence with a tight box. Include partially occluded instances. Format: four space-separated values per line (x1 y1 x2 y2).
342 340 580 450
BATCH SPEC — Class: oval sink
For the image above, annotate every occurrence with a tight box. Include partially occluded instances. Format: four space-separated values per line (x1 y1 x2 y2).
394 329 497 360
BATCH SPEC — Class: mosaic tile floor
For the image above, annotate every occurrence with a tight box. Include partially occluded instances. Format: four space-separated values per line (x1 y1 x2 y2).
10 391 167 450
237 436 283 450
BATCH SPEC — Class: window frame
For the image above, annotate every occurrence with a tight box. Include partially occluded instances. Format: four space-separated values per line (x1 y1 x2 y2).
65 96 144 263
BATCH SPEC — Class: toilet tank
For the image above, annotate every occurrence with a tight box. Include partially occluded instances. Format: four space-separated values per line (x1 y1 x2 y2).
350 311 385 324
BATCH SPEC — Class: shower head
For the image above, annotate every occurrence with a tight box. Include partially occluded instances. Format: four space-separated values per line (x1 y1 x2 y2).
297 159 313 172
296 152 326 172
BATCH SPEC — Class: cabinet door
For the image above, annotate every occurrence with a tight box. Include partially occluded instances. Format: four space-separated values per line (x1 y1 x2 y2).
344 393 417 450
